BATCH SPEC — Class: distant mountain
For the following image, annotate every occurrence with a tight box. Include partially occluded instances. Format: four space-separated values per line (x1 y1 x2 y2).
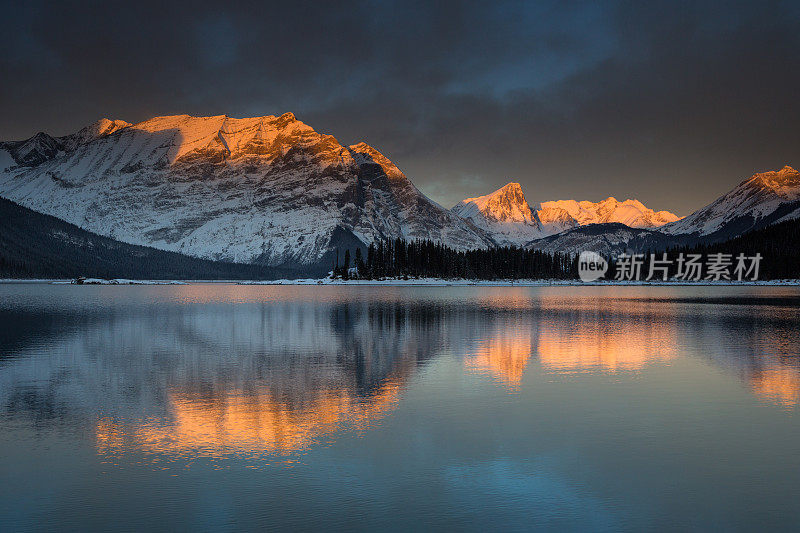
452 182 544 245
526 166 800 256
662 166 800 240
0 196 288 279
526 222 692 256
537 197 680 234
0 113 492 269
452 181 679 245
527 167 800 257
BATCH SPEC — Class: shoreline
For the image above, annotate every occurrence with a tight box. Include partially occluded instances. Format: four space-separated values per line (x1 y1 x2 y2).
239 278 800 286
1 278 799 286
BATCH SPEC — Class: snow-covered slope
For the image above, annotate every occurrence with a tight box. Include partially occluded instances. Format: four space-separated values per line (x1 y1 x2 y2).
531 166 800 254
452 182 680 245
0 118 131 167
0 148 14 173
59 118 132 152
0 113 492 268
452 182 544 245
536 197 680 234
662 166 800 238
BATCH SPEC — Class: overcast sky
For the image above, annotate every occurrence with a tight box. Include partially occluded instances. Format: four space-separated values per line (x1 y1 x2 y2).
2 0 798 214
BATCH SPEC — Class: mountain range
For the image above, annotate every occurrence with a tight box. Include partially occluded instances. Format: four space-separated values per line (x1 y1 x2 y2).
662 165 800 238
1 112 798 274
0 114 491 269
452 182 681 246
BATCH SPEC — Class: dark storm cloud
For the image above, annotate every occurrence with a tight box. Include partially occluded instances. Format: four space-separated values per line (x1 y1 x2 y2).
1 0 798 214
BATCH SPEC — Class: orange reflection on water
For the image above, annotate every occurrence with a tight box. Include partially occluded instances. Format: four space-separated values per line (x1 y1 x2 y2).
537 322 677 373
96 380 402 458
467 316 678 383
472 288 540 310
466 332 532 389
750 367 800 407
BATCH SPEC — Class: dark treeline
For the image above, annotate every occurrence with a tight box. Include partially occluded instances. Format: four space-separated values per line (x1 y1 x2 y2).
333 238 577 280
333 218 800 281
665 218 800 280
583 219 800 281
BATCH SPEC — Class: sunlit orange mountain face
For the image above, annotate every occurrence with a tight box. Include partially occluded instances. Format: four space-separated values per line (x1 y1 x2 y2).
452 182 682 246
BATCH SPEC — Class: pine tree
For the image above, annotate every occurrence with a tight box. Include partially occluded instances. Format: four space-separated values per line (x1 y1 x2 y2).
355 248 364 278
343 249 351 280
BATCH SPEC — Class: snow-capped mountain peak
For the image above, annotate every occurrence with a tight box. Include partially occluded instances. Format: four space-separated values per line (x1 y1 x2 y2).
0 113 493 270
347 142 406 181
0 118 133 167
752 165 800 193
82 118 132 138
663 165 800 237
116 113 334 165
537 197 680 230
451 182 542 245
5 132 62 166
456 182 536 223
452 179 680 245
59 118 132 152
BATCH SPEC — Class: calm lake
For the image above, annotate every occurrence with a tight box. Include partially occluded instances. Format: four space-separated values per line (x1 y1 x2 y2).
1 284 799 531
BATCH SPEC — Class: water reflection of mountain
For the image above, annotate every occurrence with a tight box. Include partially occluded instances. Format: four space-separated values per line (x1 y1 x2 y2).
0 301 450 452
1 287 798 459
461 293 800 406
